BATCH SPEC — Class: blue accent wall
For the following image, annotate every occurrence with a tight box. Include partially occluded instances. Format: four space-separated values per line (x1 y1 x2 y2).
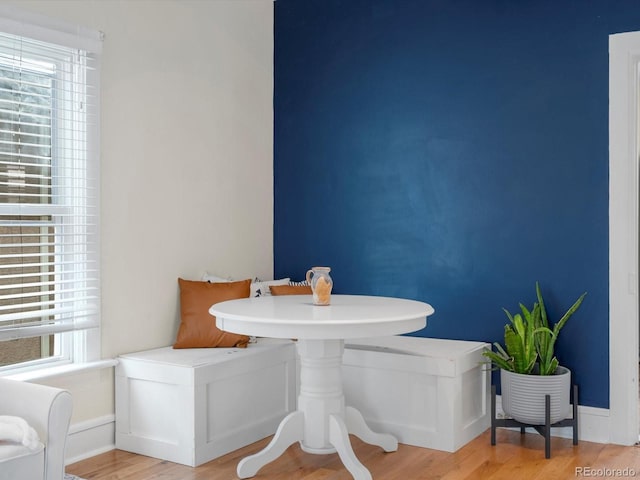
274 0 640 409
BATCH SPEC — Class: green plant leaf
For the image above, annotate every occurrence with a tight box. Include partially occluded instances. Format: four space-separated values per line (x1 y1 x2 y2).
535 327 557 375
482 349 513 372
511 313 525 340
504 326 524 372
493 341 510 360
552 292 587 337
539 356 559 375
502 308 514 323
536 282 550 329
504 324 536 374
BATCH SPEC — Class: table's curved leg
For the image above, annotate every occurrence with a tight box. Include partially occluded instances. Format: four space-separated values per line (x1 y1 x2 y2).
237 410 304 479
329 414 372 480
345 406 398 453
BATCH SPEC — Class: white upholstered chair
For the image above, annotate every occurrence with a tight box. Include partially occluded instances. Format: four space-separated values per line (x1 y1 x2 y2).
0 378 73 480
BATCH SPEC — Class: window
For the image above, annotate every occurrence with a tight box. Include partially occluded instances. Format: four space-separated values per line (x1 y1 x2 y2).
0 8 101 373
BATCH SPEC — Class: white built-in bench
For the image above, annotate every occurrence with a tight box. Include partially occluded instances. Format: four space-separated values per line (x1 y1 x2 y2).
115 338 297 467
343 336 491 452
115 336 489 466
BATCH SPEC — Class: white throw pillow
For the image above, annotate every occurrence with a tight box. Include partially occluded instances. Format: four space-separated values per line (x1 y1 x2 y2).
251 278 290 297
201 272 232 283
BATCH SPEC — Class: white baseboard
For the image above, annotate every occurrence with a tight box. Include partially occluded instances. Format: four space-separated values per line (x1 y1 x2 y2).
495 395 611 444
65 414 115 465
61 399 612 466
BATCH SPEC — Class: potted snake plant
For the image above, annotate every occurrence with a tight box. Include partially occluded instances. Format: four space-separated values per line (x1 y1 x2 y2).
482 282 586 424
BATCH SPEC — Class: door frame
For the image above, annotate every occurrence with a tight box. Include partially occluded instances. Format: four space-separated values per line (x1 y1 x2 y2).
609 31 640 445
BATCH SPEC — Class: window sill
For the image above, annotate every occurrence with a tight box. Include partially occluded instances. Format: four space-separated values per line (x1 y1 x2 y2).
2 359 118 382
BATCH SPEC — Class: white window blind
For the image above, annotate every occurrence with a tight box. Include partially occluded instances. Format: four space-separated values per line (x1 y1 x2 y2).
0 11 101 343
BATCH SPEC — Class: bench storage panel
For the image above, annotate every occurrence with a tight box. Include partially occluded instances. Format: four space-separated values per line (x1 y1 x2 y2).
115 338 296 467
343 336 490 452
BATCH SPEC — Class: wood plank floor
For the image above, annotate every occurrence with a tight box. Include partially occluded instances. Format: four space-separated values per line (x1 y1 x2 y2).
66 429 640 480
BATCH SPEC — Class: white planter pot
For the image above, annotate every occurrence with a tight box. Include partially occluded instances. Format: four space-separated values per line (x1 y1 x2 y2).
500 366 571 425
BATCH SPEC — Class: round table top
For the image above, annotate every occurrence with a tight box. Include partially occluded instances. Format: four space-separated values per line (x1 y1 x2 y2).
209 294 435 340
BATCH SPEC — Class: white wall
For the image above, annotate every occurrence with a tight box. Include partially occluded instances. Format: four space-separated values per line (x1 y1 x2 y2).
1 0 274 428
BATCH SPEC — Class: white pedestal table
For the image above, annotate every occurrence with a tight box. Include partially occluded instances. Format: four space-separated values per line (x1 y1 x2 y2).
210 294 434 480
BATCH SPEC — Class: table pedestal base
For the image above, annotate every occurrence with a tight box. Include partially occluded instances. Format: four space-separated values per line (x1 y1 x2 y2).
237 339 397 480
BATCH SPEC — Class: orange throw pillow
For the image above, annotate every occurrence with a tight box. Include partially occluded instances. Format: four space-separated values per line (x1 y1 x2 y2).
269 285 312 295
173 278 251 348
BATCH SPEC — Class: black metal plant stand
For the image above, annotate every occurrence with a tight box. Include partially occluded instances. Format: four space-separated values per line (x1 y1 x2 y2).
490 384 579 459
